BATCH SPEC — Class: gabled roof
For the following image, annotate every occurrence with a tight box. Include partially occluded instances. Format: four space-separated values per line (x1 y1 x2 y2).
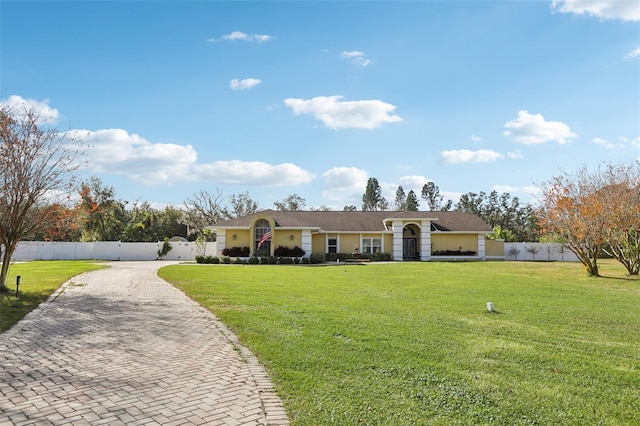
213 209 492 233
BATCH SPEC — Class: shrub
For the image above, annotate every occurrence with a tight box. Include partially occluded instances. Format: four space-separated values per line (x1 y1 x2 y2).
267 256 278 265
248 256 260 265
157 237 173 258
301 257 310 265
325 253 354 262
309 253 326 264
432 250 477 256
368 252 392 262
221 246 250 257
195 255 205 264
274 246 305 257
222 256 231 264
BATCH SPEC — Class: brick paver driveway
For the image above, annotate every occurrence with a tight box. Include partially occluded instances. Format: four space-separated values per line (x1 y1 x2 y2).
0 261 289 425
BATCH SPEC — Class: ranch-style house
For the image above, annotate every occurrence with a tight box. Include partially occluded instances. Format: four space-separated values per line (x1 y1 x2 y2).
212 209 504 261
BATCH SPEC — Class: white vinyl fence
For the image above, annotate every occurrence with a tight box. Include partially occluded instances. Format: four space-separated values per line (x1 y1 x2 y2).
11 241 217 262
504 242 579 262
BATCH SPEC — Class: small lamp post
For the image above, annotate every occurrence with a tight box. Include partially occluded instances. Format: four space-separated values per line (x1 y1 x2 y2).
15 275 21 299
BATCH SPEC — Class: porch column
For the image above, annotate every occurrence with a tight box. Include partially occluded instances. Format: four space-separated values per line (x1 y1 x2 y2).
216 232 226 257
392 220 403 261
477 234 486 260
420 220 431 261
301 230 312 258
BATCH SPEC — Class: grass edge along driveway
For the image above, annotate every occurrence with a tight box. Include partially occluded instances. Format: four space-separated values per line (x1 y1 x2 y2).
159 260 640 426
0 261 107 333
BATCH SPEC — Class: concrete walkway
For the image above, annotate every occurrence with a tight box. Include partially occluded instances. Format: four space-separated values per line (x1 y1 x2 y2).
0 262 289 425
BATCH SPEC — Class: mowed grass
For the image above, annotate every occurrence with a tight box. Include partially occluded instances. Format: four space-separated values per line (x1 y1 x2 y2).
0 261 107 333
159 261 640 425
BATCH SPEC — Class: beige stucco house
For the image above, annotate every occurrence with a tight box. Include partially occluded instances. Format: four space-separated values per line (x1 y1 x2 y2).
212 209 504 261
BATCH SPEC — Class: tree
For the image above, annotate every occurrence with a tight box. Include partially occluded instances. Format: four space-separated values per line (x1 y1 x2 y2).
31 202 84 241
274 194 306 211
538 167 607 276
228 191 259 218
362 178 388 211
406 190 419 211
454 190 538 242
421 182 451 211
343 205 357 211
0 104 83 290
183 189 229 238
394 186 406 211
593 163 640 275
78 177 128 241
455 192 485 216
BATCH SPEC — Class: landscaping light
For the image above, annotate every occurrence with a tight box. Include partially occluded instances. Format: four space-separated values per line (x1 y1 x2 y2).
486 302 494 312
16 275 21 299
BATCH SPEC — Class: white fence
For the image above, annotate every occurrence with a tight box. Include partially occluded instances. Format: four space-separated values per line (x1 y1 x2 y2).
11 241 217 262
504 243 579 262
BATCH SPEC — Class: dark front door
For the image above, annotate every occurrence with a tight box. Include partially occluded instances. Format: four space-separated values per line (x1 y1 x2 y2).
403 238 417 260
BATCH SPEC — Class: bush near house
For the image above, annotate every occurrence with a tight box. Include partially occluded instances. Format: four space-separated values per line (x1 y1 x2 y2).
274 246 305 257
221 246 250 257
432 250 477 256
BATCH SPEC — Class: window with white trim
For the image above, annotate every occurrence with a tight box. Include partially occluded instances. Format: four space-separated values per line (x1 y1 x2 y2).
361 237 382 254
327 237 338 254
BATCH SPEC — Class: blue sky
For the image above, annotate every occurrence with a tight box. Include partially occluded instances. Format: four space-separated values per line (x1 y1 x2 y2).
2 0 639 210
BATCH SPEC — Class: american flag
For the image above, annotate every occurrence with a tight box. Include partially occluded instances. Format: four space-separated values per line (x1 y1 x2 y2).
257 227 272 249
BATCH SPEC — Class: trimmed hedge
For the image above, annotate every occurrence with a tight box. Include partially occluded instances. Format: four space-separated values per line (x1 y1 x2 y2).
432 250 477 256
274 246 305 257
221 246 250 257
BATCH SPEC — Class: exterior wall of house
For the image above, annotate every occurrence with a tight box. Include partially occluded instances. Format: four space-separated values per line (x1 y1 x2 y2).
273 230 302 249
227 230 251 248
431 233 478 254
311 234 325 254
339 234 360 254
383 234 393 254
485 239 505 259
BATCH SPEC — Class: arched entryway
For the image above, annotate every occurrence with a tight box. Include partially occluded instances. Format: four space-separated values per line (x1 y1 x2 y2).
403 224 420 260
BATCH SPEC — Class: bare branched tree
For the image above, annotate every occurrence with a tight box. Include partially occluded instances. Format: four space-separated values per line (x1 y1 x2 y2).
0 104 83 290
228 191 259 218
182 189 229 237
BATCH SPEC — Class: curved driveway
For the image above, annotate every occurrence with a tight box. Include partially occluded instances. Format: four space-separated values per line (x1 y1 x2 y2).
0 261 289 425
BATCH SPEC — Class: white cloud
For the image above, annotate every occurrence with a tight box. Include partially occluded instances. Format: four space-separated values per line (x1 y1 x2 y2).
398 175 431 189
321 167 368 202
507 150 524 159
193 160 314 186
552 0 640 22
503 110 577 144
73 128 314 187
625 47 640 59
470 133 483 142
592 137 623 149
72 129 198 184
230 78 262 90
208 31 273 43
284 96 402 130
0 95 60 124
341 50 372 66
441 149 505 164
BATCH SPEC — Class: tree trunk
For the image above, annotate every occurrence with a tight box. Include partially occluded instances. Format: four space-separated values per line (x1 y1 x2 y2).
0 242 16 291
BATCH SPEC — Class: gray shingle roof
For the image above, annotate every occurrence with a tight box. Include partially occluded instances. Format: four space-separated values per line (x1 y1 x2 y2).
213 209 492 233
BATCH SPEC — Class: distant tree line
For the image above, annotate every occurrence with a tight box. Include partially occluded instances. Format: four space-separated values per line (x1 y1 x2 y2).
359 177 538 242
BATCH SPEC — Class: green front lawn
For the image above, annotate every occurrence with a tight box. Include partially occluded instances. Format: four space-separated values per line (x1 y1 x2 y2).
0 261 107 333
159 261 640 425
